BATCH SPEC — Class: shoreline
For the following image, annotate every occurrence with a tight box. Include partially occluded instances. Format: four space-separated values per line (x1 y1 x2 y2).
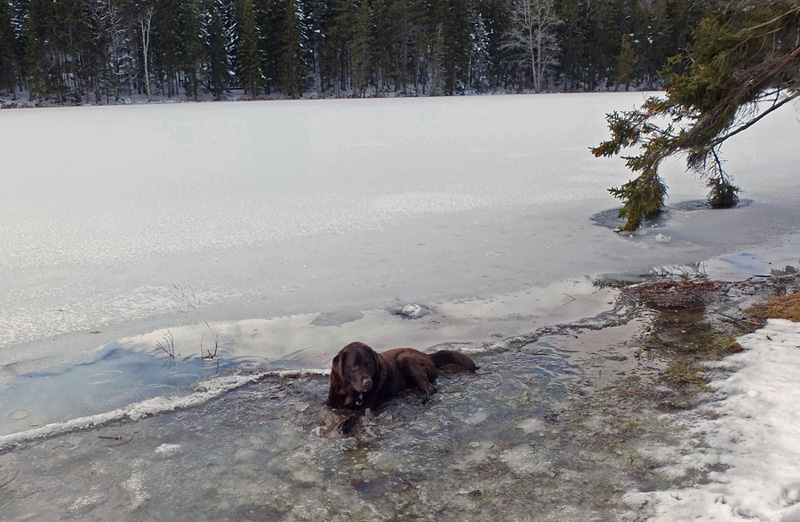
0 267 796 519
2 233 799 443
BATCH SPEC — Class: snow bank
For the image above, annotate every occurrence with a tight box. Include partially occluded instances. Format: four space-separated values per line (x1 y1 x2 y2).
626 319 800 521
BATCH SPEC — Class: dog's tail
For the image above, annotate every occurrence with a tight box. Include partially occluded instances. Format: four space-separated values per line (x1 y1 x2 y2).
429 350 479 372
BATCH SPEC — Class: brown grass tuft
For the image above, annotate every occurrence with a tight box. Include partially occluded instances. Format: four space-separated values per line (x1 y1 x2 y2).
749 292 800 322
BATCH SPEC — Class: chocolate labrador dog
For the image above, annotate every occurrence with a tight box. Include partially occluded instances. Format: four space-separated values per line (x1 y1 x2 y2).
327 341 478 432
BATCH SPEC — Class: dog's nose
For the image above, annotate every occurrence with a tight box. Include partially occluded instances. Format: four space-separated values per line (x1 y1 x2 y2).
361 376 372 391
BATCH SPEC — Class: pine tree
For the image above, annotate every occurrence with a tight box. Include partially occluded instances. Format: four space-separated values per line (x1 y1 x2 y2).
592 0 800 231
277 0 307 96
369 0 393 93
181 0 205 99
94 0 135 102
236 0 261 95
23 0 53 101
205 0 229 99
468 8 491 92
303 0 329 92
474 0 512 90
326 0 355 94
349 0 372 95
439 0 472 94
613 34 636 91
2 0 710 102
0 0 16 96
390 0 427 94
556 0 589 90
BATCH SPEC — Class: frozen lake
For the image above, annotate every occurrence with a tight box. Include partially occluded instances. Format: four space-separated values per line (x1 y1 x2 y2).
2 94 800 378
1 94 799 520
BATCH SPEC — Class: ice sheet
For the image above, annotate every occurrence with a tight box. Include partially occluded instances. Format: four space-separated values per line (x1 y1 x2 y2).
2 94 799 380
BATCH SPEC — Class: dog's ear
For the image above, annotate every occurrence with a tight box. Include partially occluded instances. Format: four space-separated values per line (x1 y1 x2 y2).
332 353 342 377
370 347 380 375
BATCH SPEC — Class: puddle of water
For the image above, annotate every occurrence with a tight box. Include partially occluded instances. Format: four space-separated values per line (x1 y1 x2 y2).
703 234 800 280
0 276 618 446
115 277 618 366
0 344 251 437
0 319 659 521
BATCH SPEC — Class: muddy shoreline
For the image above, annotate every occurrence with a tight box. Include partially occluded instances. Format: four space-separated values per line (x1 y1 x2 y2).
1 268 797 520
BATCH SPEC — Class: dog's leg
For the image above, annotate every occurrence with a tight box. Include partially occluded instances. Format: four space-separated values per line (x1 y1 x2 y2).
337 410 364 434
337 416 358 434
404 359 438 402
419 385 437 403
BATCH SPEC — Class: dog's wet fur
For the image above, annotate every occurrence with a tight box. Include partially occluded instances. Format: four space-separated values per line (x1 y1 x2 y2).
326 341 478 433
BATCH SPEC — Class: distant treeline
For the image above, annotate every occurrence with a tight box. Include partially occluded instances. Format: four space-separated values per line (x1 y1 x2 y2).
0 0 705 104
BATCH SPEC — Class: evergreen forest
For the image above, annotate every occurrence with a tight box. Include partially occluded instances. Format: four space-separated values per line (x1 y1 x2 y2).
0 0 707 104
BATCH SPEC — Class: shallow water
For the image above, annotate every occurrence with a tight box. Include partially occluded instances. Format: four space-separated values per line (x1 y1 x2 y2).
0 277 617 438
0 316 660 521
0 344 249 437
0 241 798 520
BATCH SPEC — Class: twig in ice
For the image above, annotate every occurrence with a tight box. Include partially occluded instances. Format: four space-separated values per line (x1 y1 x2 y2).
156 331 176 360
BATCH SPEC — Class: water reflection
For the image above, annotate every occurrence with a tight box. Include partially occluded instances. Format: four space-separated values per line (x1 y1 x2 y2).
0 343 259 437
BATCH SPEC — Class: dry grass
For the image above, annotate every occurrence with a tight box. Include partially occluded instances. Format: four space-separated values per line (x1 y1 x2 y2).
623 279 722 309
749 292 800 322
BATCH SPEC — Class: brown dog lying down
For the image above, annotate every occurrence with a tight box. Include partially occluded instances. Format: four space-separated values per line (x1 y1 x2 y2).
327 341 478 432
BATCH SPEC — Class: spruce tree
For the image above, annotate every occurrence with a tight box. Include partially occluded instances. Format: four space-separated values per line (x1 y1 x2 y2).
181 0 205 99
369 0 393 93
277 0 307 96
556 0 589 90
2 0 712 102
23 0 50 100
236 0 261 95
326 0 355 94
0 0 16 96
613 34 636 91
303 0 329 92
349 0 372 95
593 0 800 231
205 0 229 99
468 8 491 92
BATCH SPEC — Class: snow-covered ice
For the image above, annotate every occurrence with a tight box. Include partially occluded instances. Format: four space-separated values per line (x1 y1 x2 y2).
2 93 799 380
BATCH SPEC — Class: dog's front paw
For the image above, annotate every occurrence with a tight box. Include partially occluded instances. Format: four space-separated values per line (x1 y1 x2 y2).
337 415 358 434
421 386 438 403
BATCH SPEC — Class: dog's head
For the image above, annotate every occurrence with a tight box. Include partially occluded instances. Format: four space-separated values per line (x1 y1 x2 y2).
332 342 379 402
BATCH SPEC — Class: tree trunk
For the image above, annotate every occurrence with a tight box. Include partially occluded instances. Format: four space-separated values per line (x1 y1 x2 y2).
139 8 153 101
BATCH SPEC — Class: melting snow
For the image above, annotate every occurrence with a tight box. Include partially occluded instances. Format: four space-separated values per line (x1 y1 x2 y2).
626 319 800 521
